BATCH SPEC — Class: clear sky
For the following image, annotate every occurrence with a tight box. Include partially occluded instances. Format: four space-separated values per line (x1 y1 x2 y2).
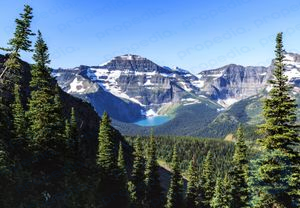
1 0 300 73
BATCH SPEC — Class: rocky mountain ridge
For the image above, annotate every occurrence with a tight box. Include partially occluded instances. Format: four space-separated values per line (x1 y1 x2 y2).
52 52 300 122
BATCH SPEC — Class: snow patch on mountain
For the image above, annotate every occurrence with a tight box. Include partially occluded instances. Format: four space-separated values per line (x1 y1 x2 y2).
217 98 239 107
181 98 201 105
68 78 86 93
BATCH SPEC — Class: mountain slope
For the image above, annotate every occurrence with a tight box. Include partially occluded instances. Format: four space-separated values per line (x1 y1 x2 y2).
53 54 203 121
51 52 300 138
0 53 122 160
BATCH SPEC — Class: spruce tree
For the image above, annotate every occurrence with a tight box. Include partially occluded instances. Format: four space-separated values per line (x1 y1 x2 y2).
11 84 27 156
210 174 233 208
64 108 83 208
210 177 224 208
117 143 130 208
165 146 184 208
26 31 65 204
201 151 215 208
129 137 146 208
144 135 163 208
1 5 35 80
222 173 233 207
231 125 249 208
97 112 117 172
65 107 78 159
249 32 300 207
96 112 120 208
27 31 64 152
185 157 199 208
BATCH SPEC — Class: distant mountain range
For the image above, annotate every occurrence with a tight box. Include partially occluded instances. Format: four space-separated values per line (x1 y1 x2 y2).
52 52 300 137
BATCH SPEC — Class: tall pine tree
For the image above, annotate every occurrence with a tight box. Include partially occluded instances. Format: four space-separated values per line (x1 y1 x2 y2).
26 31 65 204
210 177 225 208
129 137 146 208
27 31 64 153
230 125 249 208
96 112 120 208
201 151 215 208
117 142 130 208
11 84 27 157
144 134 163 208
185 157 199 208
165 146 184 208
210 174 232 208
249 32 300 207
1 5 35 80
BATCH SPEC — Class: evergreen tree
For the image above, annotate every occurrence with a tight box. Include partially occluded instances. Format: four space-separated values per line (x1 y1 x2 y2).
222 173 233 207
231 125 249 208
64 108 83 208
129 137 146 208
210 178 224 208
97 112 117 172
65 107 78 159
250 32 300 207
27 31 64 152
96 112 120 208
1 5 35 80
185 157 199 208
117 143 130 208
64 120 71 143
26 31 65 205
201 151 215 207
144 135 163 208
11 84 27 156
210 174 233 208
165 146 184 208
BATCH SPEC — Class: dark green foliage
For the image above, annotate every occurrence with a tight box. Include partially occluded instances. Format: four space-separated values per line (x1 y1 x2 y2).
11 84 27 156
126 136 235 177
27 31 64 153
165 147 184 208
7 5 35 53
201 151 216 207
210 178 224 208
130 137 146 208
185 158 199 208
117 143 130 208
97 112 125 208
230 126 249 208
97 112 117 172
1 5 34 80
210 174 232 208
66 107 79 160
144 135 163 208
223 173 233 207
250 32 300 207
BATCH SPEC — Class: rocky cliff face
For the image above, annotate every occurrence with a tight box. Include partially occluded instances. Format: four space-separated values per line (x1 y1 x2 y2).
53 54 202 121
197 52 300 106
197 64 272 107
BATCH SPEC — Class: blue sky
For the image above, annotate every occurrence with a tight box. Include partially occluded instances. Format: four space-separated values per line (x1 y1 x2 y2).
1 0 300 73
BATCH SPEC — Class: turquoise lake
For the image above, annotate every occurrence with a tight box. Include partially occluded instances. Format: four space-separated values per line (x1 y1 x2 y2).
134 116 171 127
